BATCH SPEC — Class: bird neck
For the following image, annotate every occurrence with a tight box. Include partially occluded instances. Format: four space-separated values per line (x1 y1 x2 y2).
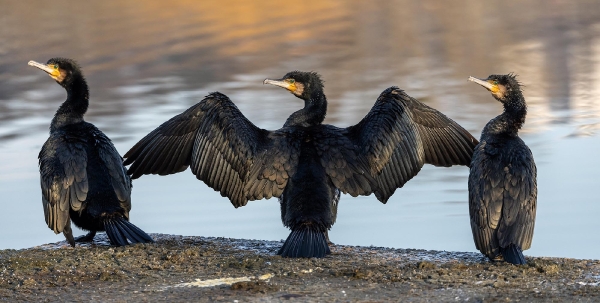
284 90 327 127
485 95 527 137
51 77 89 132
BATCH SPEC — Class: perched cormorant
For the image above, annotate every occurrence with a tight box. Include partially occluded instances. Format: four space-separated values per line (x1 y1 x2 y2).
468 74 537 265
29 58 154 247
124 71 478 258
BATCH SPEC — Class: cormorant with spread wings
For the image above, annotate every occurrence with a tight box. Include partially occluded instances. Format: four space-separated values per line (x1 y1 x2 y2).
124 71 478 258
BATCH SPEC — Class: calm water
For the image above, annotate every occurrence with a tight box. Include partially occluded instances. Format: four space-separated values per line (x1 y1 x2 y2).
1 0 599 259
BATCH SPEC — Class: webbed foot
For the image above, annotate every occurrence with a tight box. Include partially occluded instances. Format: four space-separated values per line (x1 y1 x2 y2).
74 231 96 242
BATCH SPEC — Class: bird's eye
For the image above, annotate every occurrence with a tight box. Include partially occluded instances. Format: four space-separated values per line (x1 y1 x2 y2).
288 79 295 84
493 80 498 85
53 64 58 69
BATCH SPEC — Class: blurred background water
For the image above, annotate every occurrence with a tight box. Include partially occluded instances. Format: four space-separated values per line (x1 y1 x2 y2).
1 0 599 259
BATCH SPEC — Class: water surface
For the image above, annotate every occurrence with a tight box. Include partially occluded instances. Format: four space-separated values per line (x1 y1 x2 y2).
1 0 599 259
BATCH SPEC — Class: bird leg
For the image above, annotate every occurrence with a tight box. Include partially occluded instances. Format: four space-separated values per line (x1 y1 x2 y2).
63 222 75 247
489 254 504 263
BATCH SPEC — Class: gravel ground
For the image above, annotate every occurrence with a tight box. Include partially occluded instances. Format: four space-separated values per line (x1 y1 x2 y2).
1 234 599 302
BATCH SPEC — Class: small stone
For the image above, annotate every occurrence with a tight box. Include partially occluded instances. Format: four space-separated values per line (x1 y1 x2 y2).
417 261 436 269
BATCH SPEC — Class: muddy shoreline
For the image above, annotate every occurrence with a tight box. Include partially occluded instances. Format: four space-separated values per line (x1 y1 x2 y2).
1 234 598 302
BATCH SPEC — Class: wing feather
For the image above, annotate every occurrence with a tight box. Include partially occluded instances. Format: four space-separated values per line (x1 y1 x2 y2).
469 140 537 256
342 87 477 203
497 145 537 250
97 131 132 213
124 92 299 208
404 93 478 167
313 127 376 197
39 135 88 234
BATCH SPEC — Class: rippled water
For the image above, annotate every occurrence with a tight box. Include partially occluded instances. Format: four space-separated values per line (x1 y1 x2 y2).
1 0 599 259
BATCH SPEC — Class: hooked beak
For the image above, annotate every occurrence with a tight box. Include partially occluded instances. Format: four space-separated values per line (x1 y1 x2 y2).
468 76 494 90
28 60 54 74
28 60 61 80
263 78 294 91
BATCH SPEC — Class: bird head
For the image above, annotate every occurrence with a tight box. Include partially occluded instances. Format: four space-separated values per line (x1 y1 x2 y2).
468 73 522 103
263 71 324 100
28 57 82 88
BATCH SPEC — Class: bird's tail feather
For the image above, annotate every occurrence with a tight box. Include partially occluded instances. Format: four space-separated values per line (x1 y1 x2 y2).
501 244 526 265
278 224 330 258
104 217 154 247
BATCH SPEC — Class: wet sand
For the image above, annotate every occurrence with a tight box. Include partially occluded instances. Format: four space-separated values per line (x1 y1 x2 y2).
1 234 598 302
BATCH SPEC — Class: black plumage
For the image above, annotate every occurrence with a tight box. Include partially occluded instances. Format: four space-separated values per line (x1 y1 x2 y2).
124 71 478 258
468 74 537 265
29 58 154 247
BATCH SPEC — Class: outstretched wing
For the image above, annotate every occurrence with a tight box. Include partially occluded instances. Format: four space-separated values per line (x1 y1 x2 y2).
469 141 537 256
39 134 89 234
96 130 132 216
344 87 478 202
124 92 299 207
312 127 377 197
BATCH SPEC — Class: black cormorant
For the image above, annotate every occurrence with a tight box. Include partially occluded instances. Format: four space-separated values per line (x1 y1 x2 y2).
468 74 537 265
29 58 154 247
124 71 478 258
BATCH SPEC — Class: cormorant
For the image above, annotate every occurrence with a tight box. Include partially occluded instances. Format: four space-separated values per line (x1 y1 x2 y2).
124 71 478 258
29 58 154 247
468 74 537 265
